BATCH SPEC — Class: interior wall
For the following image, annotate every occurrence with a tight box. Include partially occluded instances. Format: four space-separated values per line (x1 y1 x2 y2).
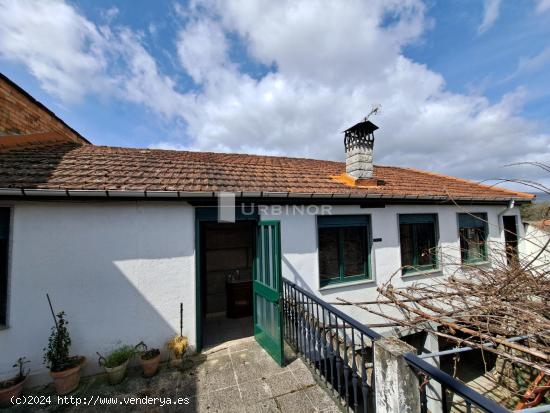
204 222 253 315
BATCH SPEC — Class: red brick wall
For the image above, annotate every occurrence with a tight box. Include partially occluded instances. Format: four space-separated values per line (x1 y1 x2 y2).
0 76 88 144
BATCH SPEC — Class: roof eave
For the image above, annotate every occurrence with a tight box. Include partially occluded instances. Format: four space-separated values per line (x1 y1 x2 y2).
0 188 533 203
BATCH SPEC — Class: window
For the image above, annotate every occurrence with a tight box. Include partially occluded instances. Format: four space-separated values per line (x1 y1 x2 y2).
318 215 371 286
0 208 10 326
458 213 488 264
399 214 438 275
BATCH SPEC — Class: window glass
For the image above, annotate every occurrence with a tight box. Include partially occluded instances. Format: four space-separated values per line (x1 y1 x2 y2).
342 226 366 278
318 216 371 286
458 213 488 263
318 227 340 282
399 214 438 274
416 222 436 267
399 224 414 268
0 208 10 326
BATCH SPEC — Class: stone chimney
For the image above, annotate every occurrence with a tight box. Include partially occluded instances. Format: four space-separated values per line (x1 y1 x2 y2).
344 119 378 179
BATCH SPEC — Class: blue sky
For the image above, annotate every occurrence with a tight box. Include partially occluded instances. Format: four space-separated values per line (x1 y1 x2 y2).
0 0 549 188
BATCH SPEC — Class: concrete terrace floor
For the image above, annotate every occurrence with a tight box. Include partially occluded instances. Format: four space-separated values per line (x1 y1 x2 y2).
11 337 341 412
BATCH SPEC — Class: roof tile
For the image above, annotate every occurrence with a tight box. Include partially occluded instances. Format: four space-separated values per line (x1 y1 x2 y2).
0 142 533 201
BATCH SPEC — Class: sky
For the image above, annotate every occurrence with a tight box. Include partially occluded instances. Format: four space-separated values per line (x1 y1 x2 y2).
0 0 549 190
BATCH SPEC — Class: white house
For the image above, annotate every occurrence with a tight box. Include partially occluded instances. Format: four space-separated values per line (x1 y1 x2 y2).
520 220 550 268
0 74 533 385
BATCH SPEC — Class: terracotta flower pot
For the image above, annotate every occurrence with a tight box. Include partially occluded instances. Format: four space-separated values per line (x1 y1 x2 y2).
104 359 129 385
0 376 27 406
168 350 185 369
50 364 81 395
140 353 161 378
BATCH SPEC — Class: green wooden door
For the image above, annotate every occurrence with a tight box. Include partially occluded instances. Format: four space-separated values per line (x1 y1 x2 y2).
253 221 284 366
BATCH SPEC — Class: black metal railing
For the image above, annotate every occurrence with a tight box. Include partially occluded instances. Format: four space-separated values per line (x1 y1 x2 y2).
282 279 381 412
405 350 510 413
282 278 512 413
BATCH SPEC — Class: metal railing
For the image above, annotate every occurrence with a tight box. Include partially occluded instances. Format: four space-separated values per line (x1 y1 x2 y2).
405 353 510 413
282 278 514 413
282 279 381 412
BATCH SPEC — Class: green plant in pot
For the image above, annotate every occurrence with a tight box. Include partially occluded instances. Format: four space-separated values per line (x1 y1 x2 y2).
43 312 85 395
97 345 135 385
0 357 30 406
135 342 161 378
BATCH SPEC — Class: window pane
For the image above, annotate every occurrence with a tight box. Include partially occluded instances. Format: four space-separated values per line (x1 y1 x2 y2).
0 208 9 326
400 218 438 273
319 227 339 282
400 223 414 268
342 226 366 277
459 213 487 263
416 223 437 268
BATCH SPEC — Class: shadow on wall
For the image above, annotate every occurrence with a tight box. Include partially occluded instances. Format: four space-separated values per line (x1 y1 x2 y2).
2 203 195 387
282 256 315 295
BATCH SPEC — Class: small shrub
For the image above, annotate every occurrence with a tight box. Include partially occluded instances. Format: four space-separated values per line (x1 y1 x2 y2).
43 312 78 372
141 348 160 360
0 358 29 388
99 345 135 368
135 341 160 360
166 335 188 358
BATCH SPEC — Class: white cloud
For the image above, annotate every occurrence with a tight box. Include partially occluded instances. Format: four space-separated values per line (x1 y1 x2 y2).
535 0 550 13
0 0 188 117
506 47 550 81
174 0 549 186
478 0 502 34
0 0 110 101
177 18 232 84
102 6 119 22
0 0 548 188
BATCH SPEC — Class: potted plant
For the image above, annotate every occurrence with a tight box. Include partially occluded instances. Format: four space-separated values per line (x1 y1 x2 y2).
0 357 30 406
43 311 85 395
166 335 188 368
97 345 135 385
135 342 161 378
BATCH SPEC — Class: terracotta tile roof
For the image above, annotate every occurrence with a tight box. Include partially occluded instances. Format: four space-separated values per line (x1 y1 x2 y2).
0 141 534 201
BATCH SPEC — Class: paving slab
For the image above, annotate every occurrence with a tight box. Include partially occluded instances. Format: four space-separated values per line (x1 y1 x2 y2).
10 336 340 413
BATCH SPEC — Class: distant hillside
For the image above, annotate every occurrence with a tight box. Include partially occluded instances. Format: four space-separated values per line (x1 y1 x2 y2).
532 192 550 202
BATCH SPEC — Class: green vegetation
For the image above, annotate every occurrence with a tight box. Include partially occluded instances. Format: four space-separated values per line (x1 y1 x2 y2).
43 312 78 372
520 201 550 221
100 345 135 368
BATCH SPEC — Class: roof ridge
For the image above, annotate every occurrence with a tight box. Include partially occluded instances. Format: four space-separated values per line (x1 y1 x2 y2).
398 166 534 199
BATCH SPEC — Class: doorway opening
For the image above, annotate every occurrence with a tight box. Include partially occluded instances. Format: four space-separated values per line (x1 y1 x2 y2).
200 221 255 348
503 215 518 266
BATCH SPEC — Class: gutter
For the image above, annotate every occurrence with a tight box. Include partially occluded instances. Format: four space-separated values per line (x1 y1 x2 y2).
0 187 531 203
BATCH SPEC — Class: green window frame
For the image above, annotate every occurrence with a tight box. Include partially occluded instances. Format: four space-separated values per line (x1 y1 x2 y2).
399 214 439 275
317 215 372 287
0 208 10 327
458 213 488 264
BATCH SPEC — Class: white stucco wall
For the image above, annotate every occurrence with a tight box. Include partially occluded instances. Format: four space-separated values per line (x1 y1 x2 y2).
0 201 195 385
520 222 550 269
0 199 523 385
260 203 522 332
